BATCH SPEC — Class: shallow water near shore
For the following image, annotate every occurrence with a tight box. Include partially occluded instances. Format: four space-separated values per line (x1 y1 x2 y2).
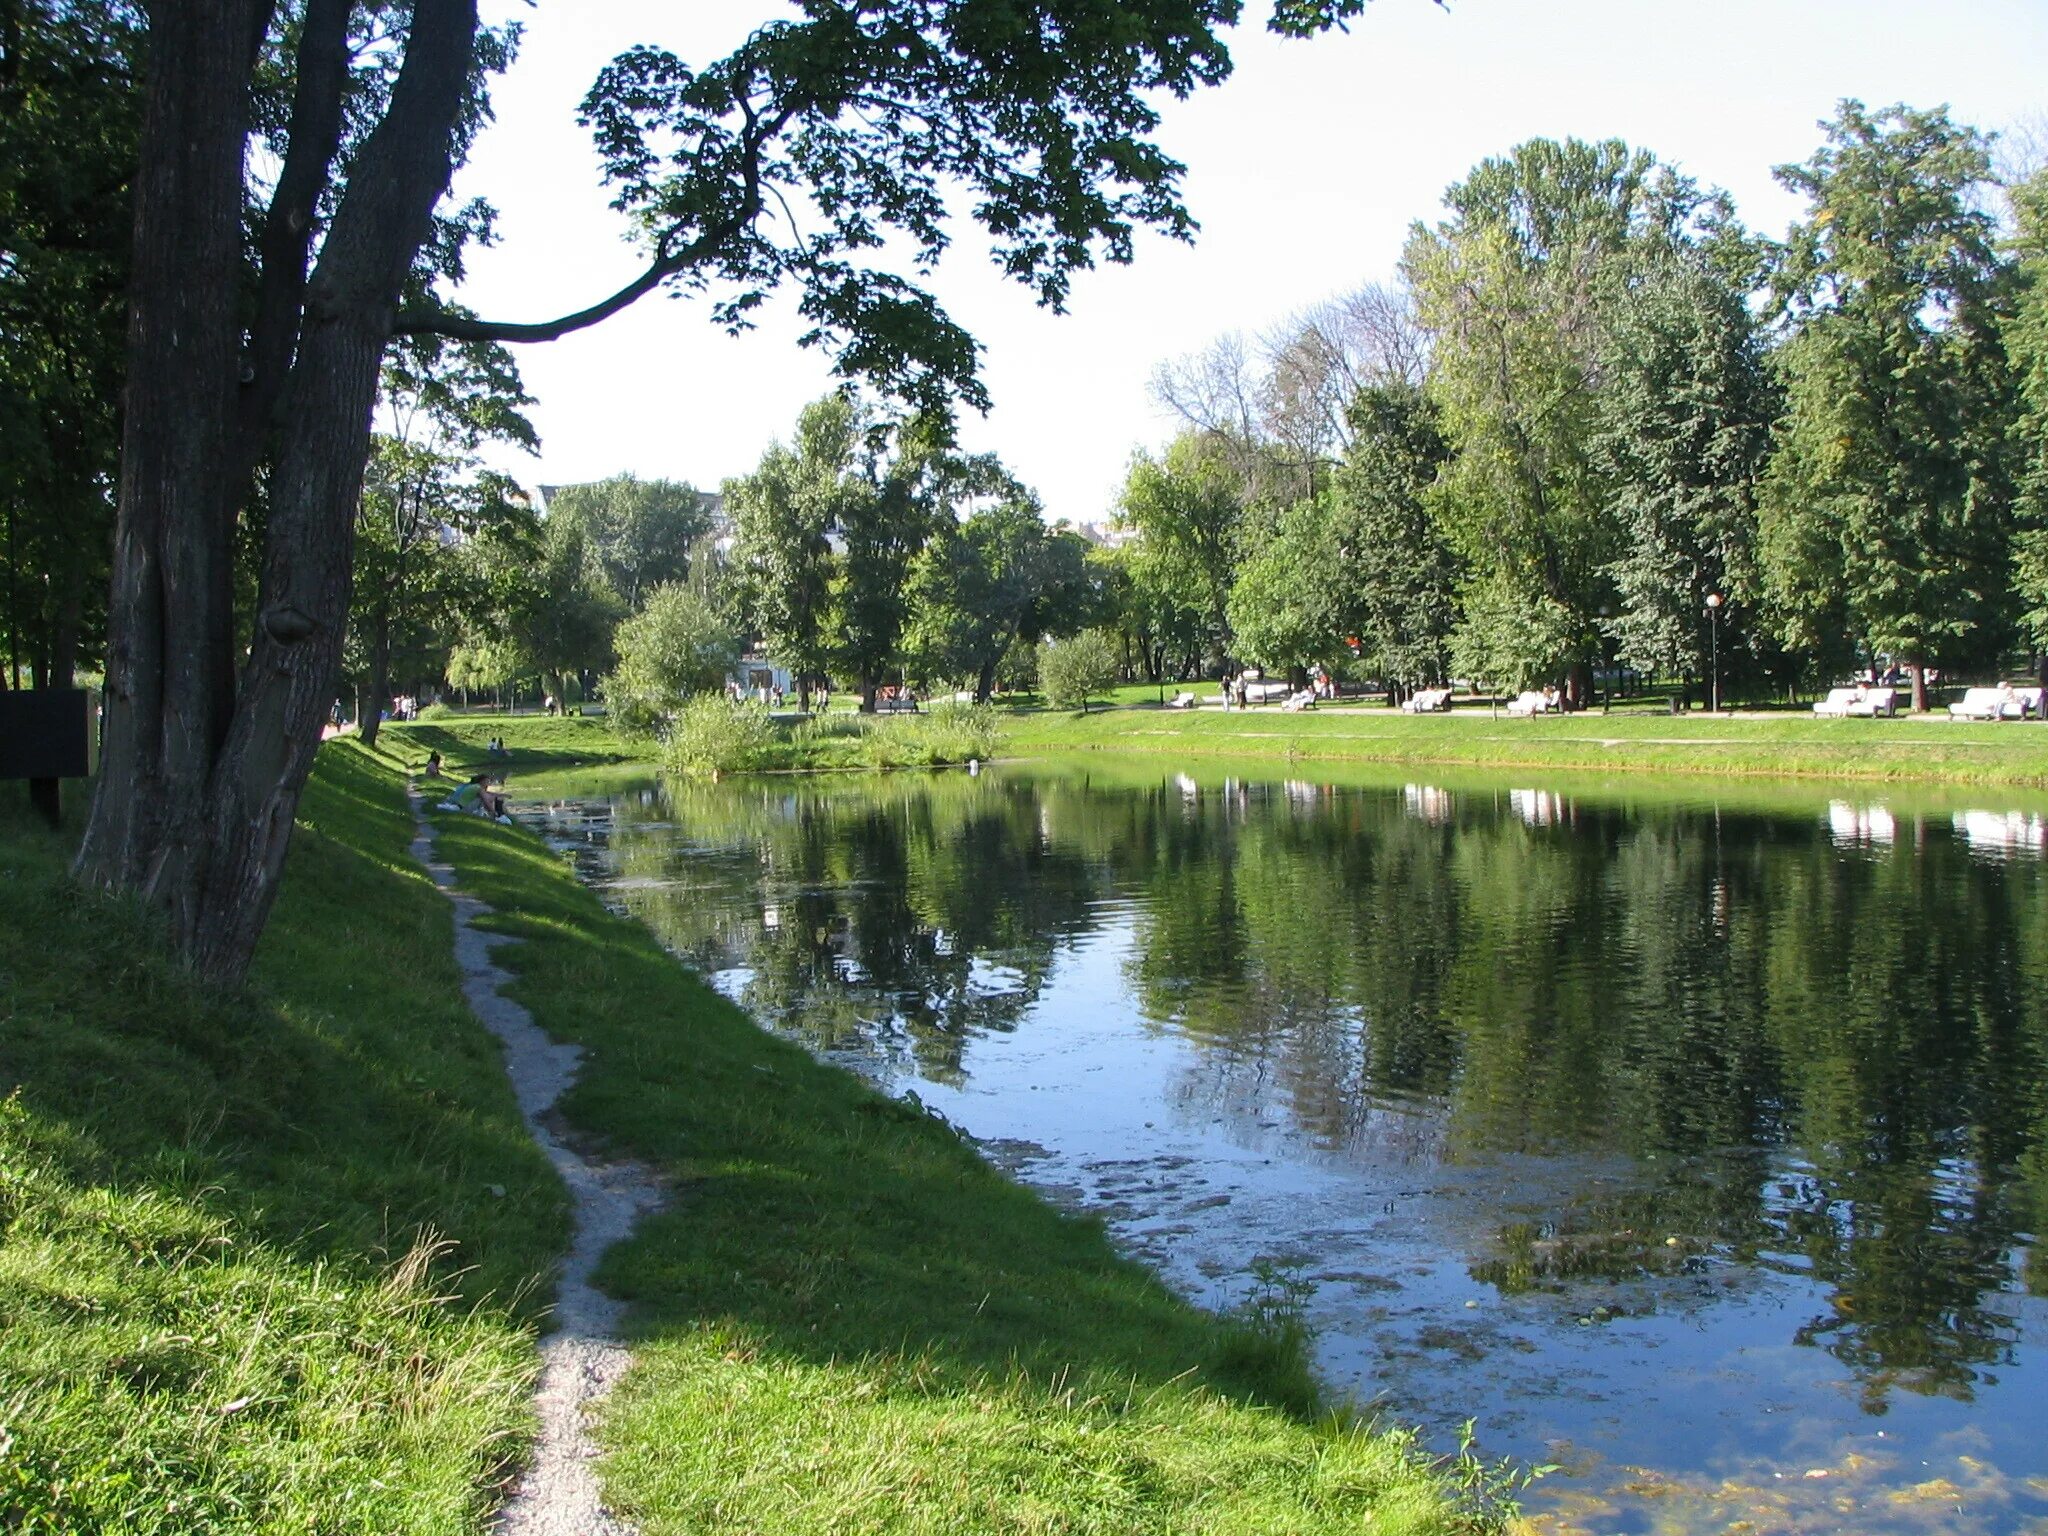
518 763 2048 1534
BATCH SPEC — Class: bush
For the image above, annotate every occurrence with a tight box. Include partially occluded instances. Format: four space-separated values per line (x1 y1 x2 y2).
914 701 1003 763
777 703 1004 771
662 696 780 776
604 583 741 739
1037 630 1119 712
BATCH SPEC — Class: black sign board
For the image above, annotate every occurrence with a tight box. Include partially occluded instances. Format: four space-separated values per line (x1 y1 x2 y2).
0 688 99 780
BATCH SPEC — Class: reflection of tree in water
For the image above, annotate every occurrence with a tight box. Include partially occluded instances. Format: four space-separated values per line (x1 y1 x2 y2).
1079 780 2048 1407
591 769 2048 1407
603 775 1098 1085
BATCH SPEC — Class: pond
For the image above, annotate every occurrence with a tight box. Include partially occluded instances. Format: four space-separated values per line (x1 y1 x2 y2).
519 761 2048 1534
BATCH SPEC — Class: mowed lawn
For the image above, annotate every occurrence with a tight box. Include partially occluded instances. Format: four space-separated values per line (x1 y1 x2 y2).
1000 697 2048 786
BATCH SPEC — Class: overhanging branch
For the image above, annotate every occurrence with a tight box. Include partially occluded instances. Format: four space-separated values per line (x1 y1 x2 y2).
395 86 789 345
391 229 692 342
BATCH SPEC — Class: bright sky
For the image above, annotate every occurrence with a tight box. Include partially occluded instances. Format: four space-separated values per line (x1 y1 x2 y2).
454 0 2048 522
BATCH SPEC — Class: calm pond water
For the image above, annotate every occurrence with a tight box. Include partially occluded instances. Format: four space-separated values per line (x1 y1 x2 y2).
522 762 2048 1534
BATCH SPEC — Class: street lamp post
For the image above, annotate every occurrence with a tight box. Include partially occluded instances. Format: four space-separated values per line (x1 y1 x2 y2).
1705 592 1723 714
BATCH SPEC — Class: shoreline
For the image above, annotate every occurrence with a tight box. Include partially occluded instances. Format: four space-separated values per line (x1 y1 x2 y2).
0 737 1504 1534
389 706 2048 792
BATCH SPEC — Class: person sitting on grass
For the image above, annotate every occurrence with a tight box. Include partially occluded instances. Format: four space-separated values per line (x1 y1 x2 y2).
422 751 443 779
435 774 510 823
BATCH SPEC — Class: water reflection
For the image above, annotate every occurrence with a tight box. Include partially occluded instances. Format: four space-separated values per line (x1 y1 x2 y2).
533 767 2048 1533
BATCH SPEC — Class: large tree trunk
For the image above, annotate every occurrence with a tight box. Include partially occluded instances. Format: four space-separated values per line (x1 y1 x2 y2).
358 597 393 749
1908 659 1927 714
185 0 477 981
76 0 263 901
81 0 478 983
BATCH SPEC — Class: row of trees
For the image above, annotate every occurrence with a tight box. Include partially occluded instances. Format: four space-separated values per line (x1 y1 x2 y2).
6 0 1354 980
1114 104 2048 712
598 392 1108 727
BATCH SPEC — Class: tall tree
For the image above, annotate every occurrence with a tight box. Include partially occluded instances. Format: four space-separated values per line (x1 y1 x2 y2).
1594 225 1775 707
81 0 1344 981
1332 381 1457 695
0 0 139 690
1116 434 1245 676
725 394 859 708
903 499 1094 703
1225 496 1345 680
1405 137 1668 701
1757 102 2016 710
349 330 536 746
543 474 711 611
2001 168 2048 671
830 408 1017 710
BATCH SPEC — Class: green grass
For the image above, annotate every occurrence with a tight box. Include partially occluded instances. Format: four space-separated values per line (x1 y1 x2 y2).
426 801 1505 1534
0 744 567 1534
384 698 2048 791
381 713 636 776
997 698 2048 787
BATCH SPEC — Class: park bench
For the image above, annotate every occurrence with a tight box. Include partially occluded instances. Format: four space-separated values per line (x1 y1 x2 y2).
1814 686 1896 718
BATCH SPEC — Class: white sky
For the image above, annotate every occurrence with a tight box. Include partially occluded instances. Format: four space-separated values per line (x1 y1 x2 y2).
454 0 2048 522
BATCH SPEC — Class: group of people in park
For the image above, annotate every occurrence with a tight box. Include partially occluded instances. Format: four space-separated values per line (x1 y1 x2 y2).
421 751 511 822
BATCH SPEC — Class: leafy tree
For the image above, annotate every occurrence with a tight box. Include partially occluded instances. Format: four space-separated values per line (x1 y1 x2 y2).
1037 628 1119 712
1405 137 1668 700
1450 571 1577 698
1331 382 1457 694
446 630 531 705
1116 435 1245 675
522 509 627 701
830 408 1019 709
0 0 138 689
1593 232 1775 706
603 579 741 736
1225 497 1345 679
725 395 863 708
81 0 1342 981
348 330 536 746
543 475 712 610
1757 102 2016 709
2004 168 2048 665
904 501 1095 702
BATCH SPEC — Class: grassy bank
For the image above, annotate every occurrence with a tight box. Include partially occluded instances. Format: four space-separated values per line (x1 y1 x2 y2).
4 738 1498 1530
1000 700 2048 787
426 786 1505 1531
390 703 2048 791
0 744 566 1533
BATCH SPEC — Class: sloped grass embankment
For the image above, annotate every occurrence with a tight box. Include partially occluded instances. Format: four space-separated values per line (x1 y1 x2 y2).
425 778 1503 1533
5 737 1501 1533
0 743 567 1533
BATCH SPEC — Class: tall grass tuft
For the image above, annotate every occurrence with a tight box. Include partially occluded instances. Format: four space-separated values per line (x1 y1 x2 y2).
661 696 779 776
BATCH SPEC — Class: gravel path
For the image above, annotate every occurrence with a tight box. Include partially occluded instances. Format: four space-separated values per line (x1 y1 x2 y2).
410 802 663 1536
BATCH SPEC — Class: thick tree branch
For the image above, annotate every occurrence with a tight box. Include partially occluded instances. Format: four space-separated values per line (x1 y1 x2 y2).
391 226 696 341
240 0 351 451
395 92 786 344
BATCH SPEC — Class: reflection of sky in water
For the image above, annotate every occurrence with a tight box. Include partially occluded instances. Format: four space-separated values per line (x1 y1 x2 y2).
527 772 2048 1535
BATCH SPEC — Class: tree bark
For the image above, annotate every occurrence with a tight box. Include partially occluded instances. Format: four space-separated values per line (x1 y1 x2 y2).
185 0 477 982
358 595 392 749
76 0 264 899
79 0 479 983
